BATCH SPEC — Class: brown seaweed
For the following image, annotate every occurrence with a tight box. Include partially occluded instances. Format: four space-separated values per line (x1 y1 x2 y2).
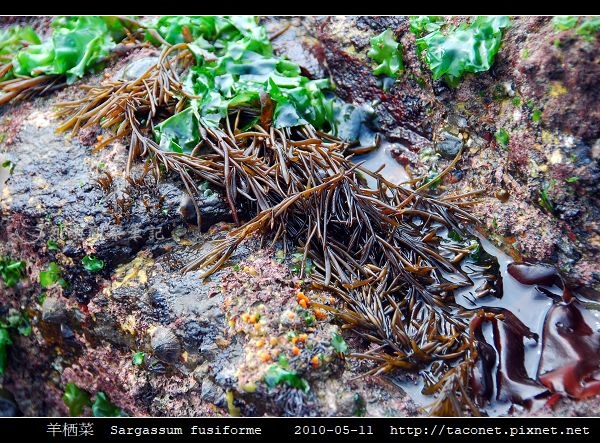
469 309 548 407
508 262 565 290
0 74 66 106
538 301 600 399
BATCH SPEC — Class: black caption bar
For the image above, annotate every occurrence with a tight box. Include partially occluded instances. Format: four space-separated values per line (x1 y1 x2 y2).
0 417 597 441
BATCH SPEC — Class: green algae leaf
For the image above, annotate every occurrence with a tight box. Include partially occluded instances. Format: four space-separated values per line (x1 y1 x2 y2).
367 29 404 78
2 160 15 174
92 391 127 417
264 365 310 392
13 16 125 83
0 25 40 57
447 230 464 242
409 16 444 36
101 16 131 41
148 15 271 57
0 257 26 288
268 79 307 128
63 383 92 416
416 16 511 86
278 353 290 368
422 171 441 190
146 16 218 45
17 318 31 337
285 80 334 130
576 17 600 39
495 128 510 147
132 351 145 366
261 70 332 129
290 251 314 275
13 40 54 76
273 100 308 128
39 262 61 287
82 255 104 273
154 108 200 154
0 327 12 376
552 16 578 31
539 187 554 213
0 25 41 80
303 312 315 326
5 312 32 337
150 16 334 133
331 332 348 354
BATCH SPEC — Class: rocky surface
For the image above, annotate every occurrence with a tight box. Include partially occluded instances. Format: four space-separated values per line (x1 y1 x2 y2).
1 16 599 417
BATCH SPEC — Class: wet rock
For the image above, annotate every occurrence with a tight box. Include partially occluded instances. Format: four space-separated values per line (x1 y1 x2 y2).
261 17 326 79
62 244 81 258
0 389 20 417
214 368 237 390
334 101 377 144
149 290 173 325
62 273 97 304
435 132 463 159
572 141 594 167
316 16 429 142
147 268 225 321
181 320 204 352
448 114 468 129
200 378 224 404
42 297 68 324
316 18 383 104
89 307 136 349
181 320 219 355
179 196 198 225
178 190 232 231
60 324 76 341
121 57 159 81
556 203 581 221
0 117 235 301
133 383 158 411
151 327 181 364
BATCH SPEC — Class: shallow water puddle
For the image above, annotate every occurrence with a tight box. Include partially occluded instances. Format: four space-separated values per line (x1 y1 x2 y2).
353 140 409 186
336 100 409 187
